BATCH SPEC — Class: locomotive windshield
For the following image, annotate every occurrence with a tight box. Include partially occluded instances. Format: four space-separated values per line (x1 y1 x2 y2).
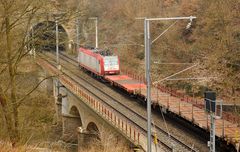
103 56 119 71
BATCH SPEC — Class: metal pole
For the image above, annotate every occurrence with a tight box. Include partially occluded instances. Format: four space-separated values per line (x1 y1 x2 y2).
145 19 152 152
56 20 59 65
144 18 147 78
141 16 196 152
146 16 196 21
210 113 215 152
76 17 80 52
95 18 98 48
55 20 60 95
76 3 80 52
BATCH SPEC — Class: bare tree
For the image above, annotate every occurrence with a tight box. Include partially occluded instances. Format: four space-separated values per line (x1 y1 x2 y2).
0 0 54 146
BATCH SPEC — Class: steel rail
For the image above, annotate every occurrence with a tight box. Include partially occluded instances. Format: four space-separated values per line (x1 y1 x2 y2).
57 52 198 152
39 53 172 151
41 52 197 152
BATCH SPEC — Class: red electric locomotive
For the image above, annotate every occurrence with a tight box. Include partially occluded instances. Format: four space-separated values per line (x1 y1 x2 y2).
78 47 120 76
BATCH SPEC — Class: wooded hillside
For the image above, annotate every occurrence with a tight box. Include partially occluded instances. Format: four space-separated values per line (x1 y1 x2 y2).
80 0 240 102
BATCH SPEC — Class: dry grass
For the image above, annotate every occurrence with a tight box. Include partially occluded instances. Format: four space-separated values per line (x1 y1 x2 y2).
80 131 132 152
0 142 26 152
0 141 70 152
0 139 132 152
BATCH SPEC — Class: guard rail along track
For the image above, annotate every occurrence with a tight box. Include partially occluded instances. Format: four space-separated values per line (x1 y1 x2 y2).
59 51 240 149
57 52 199 152
53 52 199 152
37 52 198 152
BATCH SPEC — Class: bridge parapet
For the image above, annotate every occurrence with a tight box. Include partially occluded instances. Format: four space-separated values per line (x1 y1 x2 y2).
37 58 164 151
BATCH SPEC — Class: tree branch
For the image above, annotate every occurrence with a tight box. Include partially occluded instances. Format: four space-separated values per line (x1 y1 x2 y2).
16 75 56 107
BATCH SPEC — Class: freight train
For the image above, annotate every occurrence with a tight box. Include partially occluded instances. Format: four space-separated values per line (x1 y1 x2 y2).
78 47 146 95
77 46 238 151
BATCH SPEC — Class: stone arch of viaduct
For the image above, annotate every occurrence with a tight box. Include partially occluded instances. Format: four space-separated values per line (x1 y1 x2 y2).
50 78 122 149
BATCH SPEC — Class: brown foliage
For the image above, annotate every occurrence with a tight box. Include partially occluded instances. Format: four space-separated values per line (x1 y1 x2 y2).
82 0 240 101
0 0 56 147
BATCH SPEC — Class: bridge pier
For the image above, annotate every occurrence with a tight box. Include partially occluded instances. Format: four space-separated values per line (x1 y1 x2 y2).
77 127 101 152
77 127 90 151
62 114 82 143
55 94 63 125
54 80 68 126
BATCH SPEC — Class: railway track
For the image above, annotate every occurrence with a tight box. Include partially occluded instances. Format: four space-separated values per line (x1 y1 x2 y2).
40 52 200 152
53 52 200 151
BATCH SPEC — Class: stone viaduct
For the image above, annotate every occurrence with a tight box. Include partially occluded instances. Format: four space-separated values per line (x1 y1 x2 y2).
39 68 144 151
33 4 160 150
30 10 136 151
